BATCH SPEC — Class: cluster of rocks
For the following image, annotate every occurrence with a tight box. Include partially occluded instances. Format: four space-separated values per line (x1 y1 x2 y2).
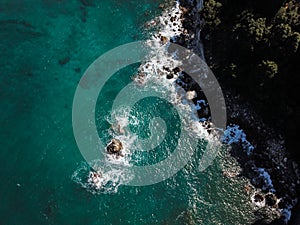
142 62 212 122
144 1 190 46
224 91 300 216
87 138 124 188
251 192 279 209
141 1 213 130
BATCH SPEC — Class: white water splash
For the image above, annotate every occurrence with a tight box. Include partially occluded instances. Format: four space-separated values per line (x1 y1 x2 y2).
71 161 132 194
222 125 255 155
256 168 274 192
281 206 292 223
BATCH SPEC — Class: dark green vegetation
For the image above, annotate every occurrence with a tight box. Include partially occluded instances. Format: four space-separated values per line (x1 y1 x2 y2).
200 0 300 163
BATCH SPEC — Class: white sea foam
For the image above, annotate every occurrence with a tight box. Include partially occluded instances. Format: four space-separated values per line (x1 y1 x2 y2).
222 126 277 193
279 198 298 223
71 162 125 194
151 1 184 41
72 105 137 193
106 107 138 165
281 206 292 223
256 167 275 192
251 193 266 208
222 125 255 155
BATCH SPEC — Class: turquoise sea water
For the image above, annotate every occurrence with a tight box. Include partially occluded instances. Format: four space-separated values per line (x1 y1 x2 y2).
0 1 265 224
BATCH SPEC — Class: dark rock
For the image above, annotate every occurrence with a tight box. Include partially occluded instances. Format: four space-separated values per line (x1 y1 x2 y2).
163 66 171 72
166 73 174 79
106 139 123 154
160 36 168 44
265 193 277 207
254 193 264 203
173 67 182 73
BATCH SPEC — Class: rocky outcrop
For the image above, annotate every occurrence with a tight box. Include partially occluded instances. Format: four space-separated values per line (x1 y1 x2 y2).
106 139 123 155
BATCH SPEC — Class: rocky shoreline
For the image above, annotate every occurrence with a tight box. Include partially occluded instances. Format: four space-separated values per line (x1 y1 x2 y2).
153 0 300 224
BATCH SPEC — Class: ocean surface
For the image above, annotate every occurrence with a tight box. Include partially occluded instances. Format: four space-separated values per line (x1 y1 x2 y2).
0 0 271 224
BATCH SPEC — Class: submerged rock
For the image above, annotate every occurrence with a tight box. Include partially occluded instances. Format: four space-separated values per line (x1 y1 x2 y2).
160 35 168 44
265 193 278 207
80 0 95 7
58 56 70 66
106 139 123 154
88 171 103 189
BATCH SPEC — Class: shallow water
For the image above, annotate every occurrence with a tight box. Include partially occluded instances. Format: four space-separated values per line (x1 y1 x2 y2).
0 0 267 224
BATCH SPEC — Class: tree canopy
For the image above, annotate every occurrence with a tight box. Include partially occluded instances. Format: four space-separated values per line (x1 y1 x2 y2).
200 0 300 162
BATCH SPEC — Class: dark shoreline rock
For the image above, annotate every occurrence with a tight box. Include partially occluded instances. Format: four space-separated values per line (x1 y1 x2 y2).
265 193 278 207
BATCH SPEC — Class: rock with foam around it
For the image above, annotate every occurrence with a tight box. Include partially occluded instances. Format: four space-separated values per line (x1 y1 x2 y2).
106 139 123 154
